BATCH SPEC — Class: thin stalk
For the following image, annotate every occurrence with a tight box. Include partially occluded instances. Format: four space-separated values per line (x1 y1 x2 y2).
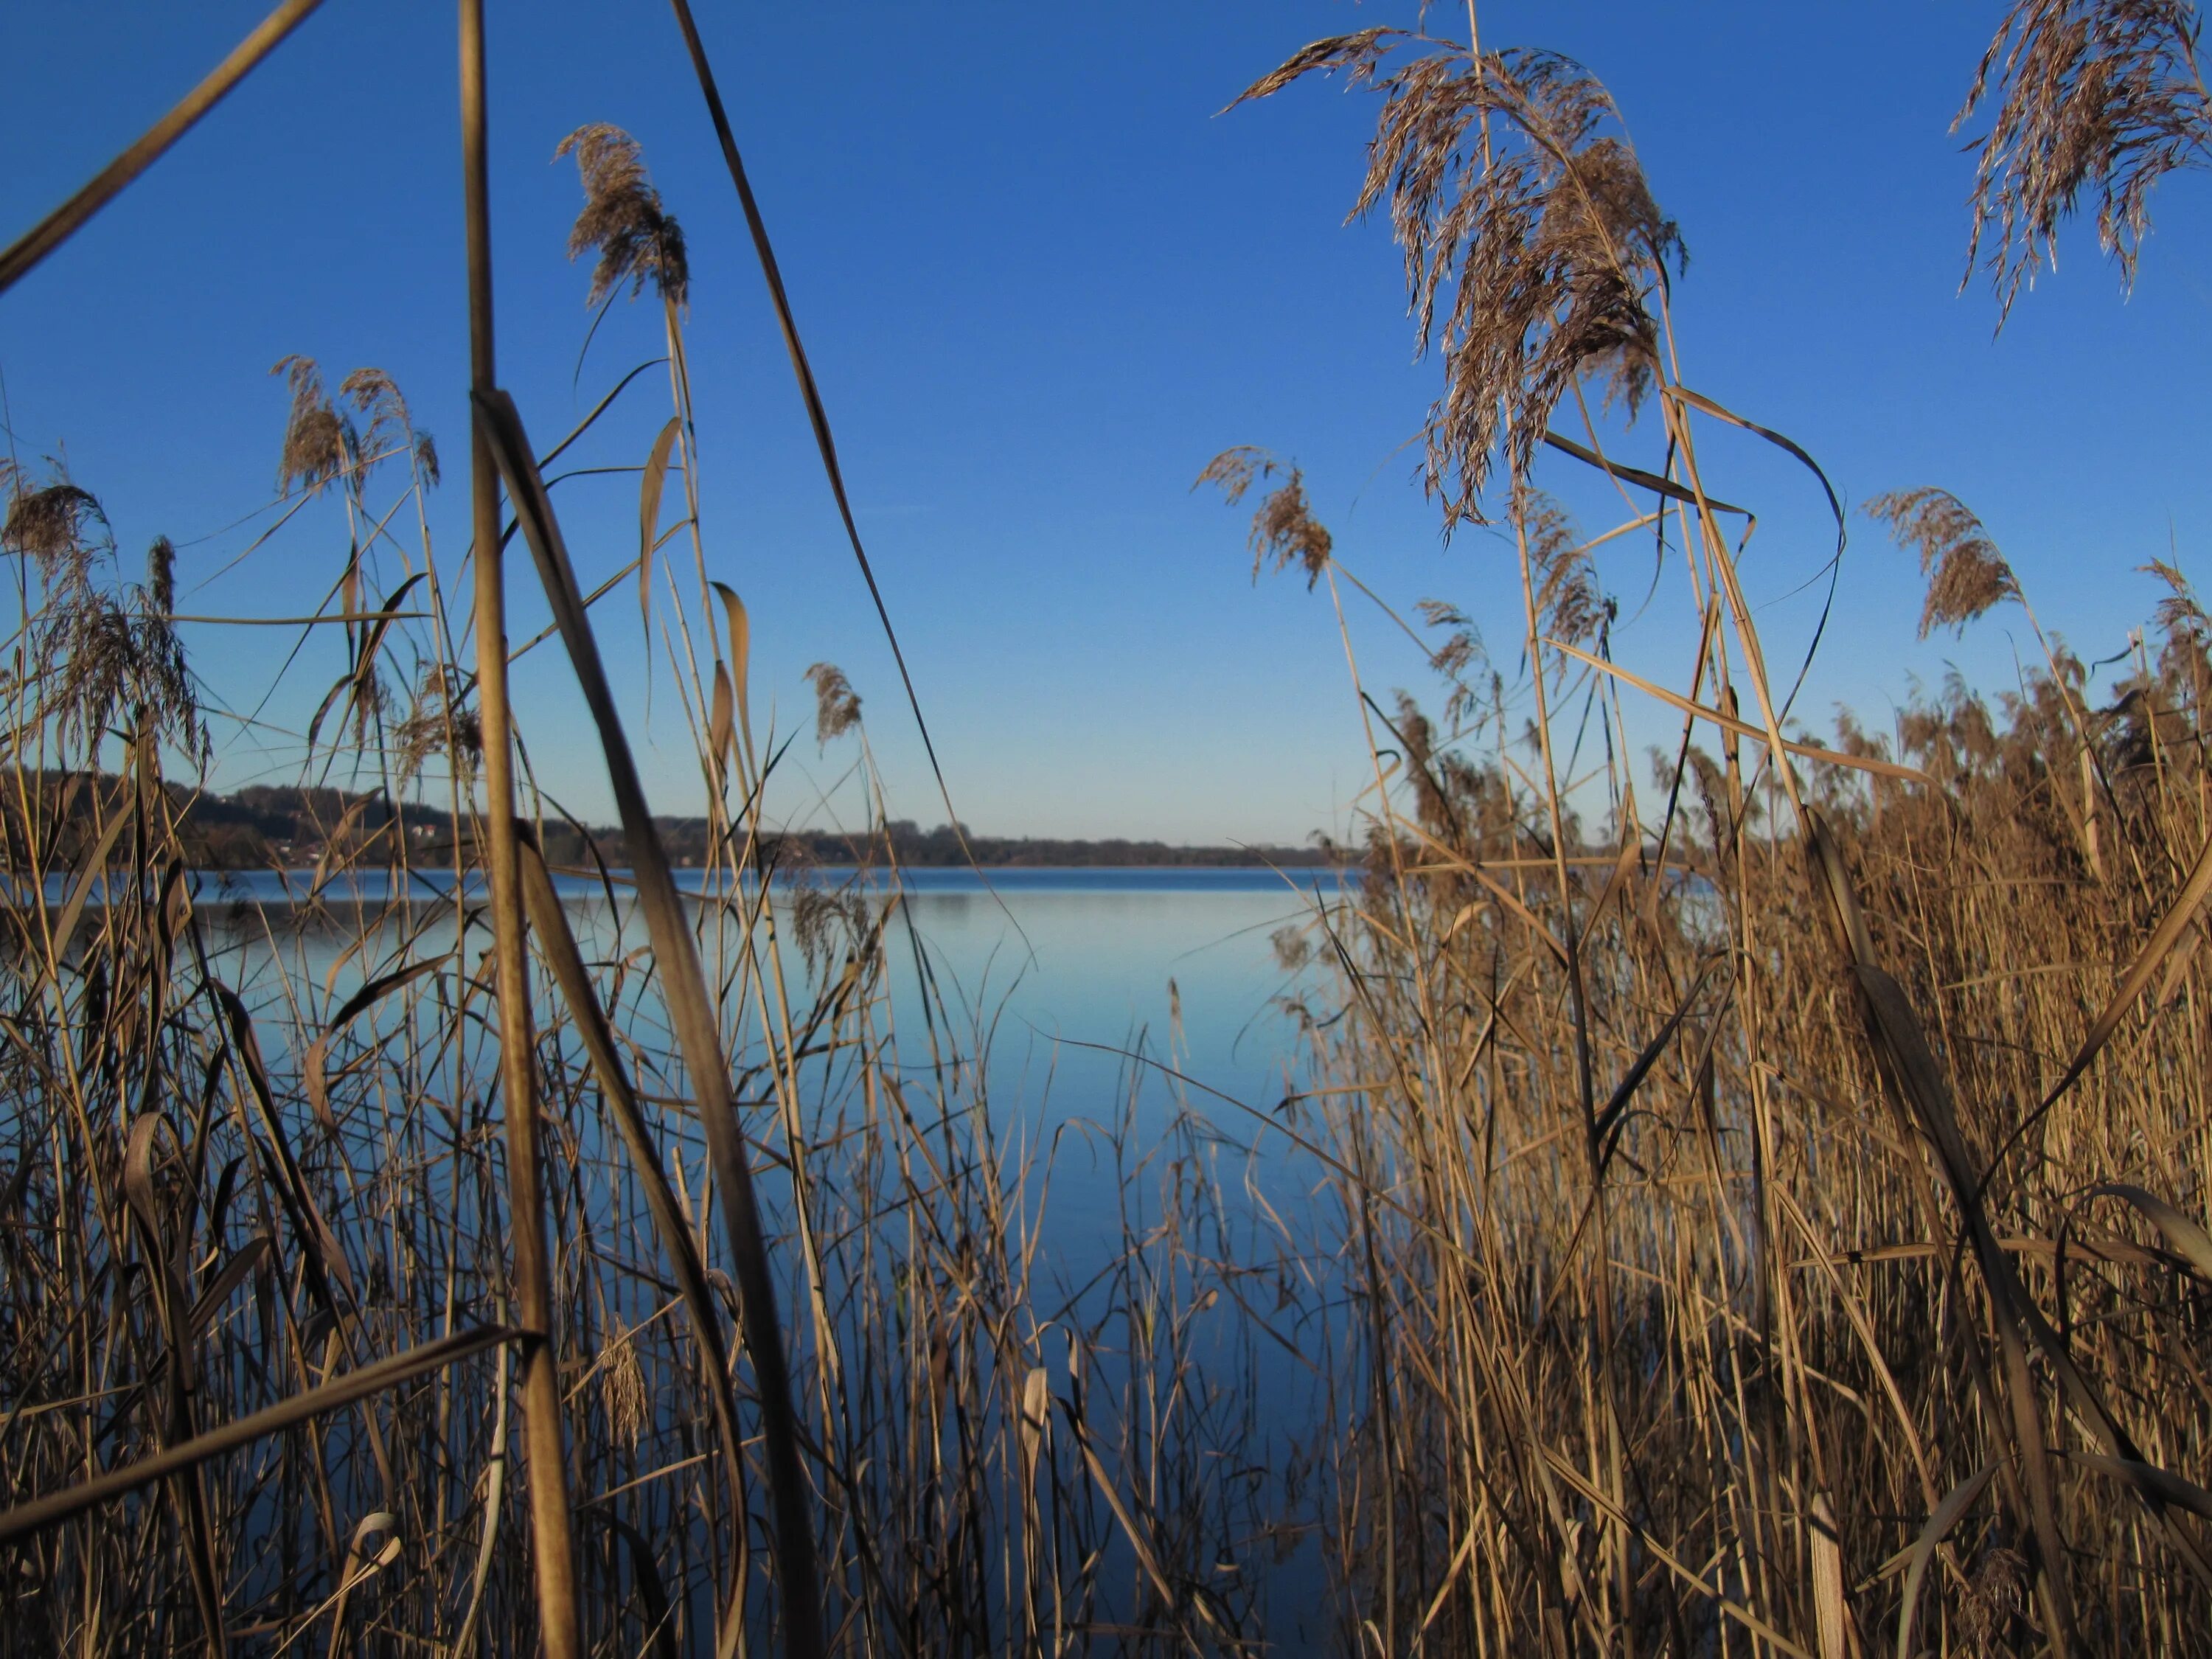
458 4 581 1653
0 0 326 295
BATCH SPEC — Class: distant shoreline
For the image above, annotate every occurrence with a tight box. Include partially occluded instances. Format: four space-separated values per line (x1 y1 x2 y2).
25 863 1348 925
10 770 1344 873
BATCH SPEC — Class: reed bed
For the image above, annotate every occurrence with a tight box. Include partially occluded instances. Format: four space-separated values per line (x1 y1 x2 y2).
7 2 2212 1655
0 8 1282 1653
1217 10 2212 1655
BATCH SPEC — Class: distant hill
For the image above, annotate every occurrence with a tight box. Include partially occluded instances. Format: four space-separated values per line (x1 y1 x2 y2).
4 773 1340 872
768 819 1340 870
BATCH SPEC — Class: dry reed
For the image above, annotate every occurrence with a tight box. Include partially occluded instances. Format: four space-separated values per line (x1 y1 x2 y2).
7 4 2212 1656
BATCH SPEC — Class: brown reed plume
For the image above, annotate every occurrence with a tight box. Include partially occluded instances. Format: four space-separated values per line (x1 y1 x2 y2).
554 123 689 309
1194 446 1333 587
4 470 203 763
1958 0 2211 319
1231 28 1683 527
803 661 862 746
270 355 349 497
1865 486 2024 637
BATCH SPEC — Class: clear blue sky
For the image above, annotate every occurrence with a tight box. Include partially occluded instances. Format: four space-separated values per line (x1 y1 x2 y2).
4 2 2208 844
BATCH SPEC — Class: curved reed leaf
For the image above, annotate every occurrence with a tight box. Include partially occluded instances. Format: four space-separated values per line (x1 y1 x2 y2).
2090 1183 2212 1282
710 580 753 780
2069 1453 2212 1521
638 415 679 665
49 807 130 964
597 1512 682 1659
1896 1458 2003 1659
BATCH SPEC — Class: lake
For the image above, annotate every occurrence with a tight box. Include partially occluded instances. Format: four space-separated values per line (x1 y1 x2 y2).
175 861 1349 1254
38 863 1359 1647
176 864 1342 1118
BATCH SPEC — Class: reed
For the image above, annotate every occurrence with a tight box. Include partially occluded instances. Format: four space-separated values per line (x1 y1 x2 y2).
1203 7 2212 1654
5 3 2212 1655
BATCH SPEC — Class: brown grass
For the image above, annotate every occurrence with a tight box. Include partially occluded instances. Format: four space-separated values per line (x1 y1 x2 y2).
6 4 2212 1655
1210 12 2212 1655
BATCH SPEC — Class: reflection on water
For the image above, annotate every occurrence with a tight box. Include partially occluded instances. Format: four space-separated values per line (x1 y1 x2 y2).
172 864 1338 1195
28 863 1349 1649
163 868 1332 1084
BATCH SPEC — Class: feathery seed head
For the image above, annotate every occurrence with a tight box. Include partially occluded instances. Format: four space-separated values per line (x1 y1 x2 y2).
792 883 872 981
394 665 481 789
2144 557 2208 639
804 662 862 748
1233 32 1685 529
3 481 110 587
1958 0 2210 322
1196 448 1333 588
1521 489 1609 649
600 1326 650 1447
338 368 429 486
1866 487 2022 638
555 124 689 309
146 537 176 616
1417 598 1486 724
271 355 349 497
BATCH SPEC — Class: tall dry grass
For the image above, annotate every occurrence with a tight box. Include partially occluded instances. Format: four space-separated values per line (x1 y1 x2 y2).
0 7 1281 1655
1206 8 2212 1655
7 2 2212 1656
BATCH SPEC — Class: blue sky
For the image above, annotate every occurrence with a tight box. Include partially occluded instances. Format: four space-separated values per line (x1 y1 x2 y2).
3 2 2208 844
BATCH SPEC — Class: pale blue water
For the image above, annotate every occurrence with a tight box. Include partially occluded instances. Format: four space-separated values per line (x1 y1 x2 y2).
48 865 1351 1646
145 866 1340 1107
158 863 1344 1225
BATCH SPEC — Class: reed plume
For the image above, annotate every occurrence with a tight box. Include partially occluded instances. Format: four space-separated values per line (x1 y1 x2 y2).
1958 0 2211 319
1866 486 2024 637
1194 446 1333 587
1231 29 1683 524
271 354 349 496
554 123 689 307
803 661 861 746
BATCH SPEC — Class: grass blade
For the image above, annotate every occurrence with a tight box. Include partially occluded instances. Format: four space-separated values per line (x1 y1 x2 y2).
0 0 325 295
474 385 824 1659
0 1325 519 1546
1896 1458 2002 1659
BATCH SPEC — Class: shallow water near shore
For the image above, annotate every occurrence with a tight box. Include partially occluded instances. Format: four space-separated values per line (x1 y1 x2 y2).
25 863 1354 1647
176 864 1341 1111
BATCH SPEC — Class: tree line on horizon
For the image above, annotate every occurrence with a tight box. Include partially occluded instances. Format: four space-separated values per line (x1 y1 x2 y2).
0 771 1340 871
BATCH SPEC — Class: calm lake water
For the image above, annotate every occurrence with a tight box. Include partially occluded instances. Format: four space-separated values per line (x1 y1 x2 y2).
58 867 1353 1646
171 864 1340 1102
165 864 1346 1215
